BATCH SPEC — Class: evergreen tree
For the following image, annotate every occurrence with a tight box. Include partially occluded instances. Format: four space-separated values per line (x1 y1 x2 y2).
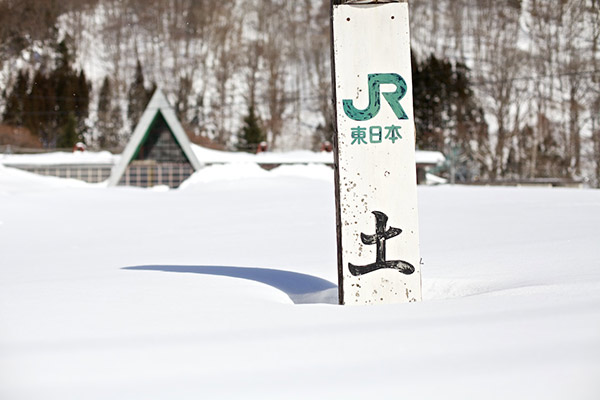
109 104 124 148
412 53 485 151
238 105 265 152
75 70 91 136
52 38 76 132
97 76 121 149
97 76 112 147
26 70 57 147
146 81 157 102
57 112 78 148
1 54 91 149
2 70 30 126
55 38 73 73
48 36 90 146
127 60 154 130
5 36 92 149
412 52 487 182
98 77 111 117
175 75 192 123
412 54 451 151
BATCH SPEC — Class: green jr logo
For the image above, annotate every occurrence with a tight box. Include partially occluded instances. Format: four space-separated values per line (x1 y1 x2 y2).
343 73 408 121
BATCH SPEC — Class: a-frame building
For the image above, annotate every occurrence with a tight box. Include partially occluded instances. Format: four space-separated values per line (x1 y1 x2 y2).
108 89 202 188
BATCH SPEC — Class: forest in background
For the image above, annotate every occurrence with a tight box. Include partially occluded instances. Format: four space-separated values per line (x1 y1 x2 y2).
0 0 599 186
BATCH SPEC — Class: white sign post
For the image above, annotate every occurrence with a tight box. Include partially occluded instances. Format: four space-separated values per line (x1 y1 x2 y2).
331 1 421 305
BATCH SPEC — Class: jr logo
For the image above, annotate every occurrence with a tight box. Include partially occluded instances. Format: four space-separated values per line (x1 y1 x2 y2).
343 73 408 121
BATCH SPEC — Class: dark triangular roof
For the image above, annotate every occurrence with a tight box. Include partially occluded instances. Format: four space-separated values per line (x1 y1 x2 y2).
108 89 202 186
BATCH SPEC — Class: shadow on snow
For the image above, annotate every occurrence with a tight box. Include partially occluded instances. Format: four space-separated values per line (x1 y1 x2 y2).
123 265 338 305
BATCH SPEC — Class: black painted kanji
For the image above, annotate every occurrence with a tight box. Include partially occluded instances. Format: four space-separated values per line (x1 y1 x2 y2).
348 211 415 276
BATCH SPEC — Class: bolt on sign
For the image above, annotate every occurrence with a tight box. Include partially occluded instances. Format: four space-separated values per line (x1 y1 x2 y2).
331 1 421 305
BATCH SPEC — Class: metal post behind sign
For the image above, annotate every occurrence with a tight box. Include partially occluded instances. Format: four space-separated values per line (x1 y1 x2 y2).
331 1 421 305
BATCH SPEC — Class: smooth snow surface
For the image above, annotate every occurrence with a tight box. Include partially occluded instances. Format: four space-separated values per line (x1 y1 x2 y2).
1 164 599 399
0 150 119 166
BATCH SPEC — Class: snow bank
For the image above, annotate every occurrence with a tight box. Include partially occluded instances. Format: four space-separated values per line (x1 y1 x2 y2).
191 144 333 164
0 170 598 400
179 163 333 190
269 163 334 181
0 150 119 166
178 163 271 188
0 163 91 194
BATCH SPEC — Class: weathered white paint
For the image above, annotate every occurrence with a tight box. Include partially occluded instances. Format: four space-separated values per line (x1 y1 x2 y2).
332 2 421 305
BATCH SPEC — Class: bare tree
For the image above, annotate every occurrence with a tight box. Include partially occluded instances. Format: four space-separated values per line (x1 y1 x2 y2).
211 0 241 145
589 0 600 187
305 0 335 148
472 0 525 180
260 0 291 148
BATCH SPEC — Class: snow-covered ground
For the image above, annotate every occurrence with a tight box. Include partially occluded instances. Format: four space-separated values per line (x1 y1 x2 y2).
0 163 599 399
0 146 446 167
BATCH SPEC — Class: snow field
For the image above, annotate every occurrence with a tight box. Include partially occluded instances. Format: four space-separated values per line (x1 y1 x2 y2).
0 164 599 399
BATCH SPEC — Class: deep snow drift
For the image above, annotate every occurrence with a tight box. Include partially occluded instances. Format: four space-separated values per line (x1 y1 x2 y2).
0 163 599 399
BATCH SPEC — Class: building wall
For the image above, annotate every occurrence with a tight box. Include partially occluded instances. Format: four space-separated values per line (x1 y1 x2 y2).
118 161 194 188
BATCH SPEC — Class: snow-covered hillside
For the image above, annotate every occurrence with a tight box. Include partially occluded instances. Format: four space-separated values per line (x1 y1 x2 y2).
0 164 599 399
1 0 598 184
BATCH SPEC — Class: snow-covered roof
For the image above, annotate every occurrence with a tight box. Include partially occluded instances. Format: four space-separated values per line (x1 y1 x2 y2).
190 145 444 166
0 141 444 168
0 150 119 166
107 89 202 186
413 150 446 165
190 145 333 164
